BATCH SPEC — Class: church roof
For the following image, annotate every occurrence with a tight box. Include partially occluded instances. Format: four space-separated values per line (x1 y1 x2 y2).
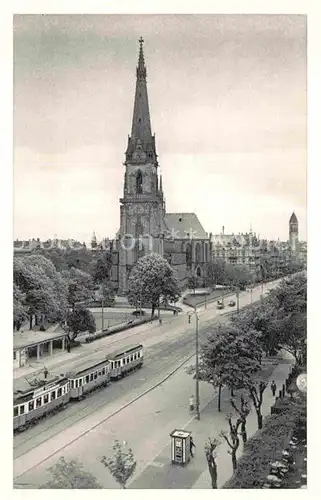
290 212 298 223
164 213 209 240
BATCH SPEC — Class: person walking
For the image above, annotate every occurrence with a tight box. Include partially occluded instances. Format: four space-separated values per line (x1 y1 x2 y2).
189 395 195 413
190 436 196 458
271 380 277 396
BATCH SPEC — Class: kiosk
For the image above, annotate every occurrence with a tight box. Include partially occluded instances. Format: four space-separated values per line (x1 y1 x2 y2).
170 429 191 465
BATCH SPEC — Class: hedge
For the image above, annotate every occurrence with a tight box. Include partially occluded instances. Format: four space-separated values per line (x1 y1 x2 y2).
223 399 306 489
85 316 155 343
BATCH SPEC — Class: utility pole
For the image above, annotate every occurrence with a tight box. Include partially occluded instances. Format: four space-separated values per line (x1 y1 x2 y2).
188 307 200 420
101 298 104 331
236 287 240 314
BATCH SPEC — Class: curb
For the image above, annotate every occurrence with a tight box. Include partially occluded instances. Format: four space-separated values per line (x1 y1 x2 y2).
14 350 197 480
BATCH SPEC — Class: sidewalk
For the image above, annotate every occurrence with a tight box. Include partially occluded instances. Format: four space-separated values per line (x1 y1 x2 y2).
130 358 293 489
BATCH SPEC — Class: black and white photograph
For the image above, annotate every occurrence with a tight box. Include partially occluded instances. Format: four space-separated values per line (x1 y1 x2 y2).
10 9 311 491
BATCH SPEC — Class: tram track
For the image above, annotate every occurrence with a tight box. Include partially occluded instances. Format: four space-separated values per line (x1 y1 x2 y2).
13 338 189 457
13 280 282 481
13 341 198 480
13 307 233 457
12 305 254 459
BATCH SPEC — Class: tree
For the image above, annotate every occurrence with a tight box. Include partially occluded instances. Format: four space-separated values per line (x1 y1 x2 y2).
187 323 262 411
13 283 27 330
207 259 227 287
267 274 307 363
92 250 112 284
66 306 96 341
223 397 306 489
230 395 250 444
247 380 268 429
41 457 101 489
225 263 254 290
63 267 94 311
220 416 242 471
127 253 181 317
231 305 280 357
13 256 63 329
101 440 137 489
96 279 116 307
188 276 198 294
204 437 220 488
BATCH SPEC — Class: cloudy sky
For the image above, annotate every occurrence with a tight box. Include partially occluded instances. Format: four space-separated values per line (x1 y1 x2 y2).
13 14 307 243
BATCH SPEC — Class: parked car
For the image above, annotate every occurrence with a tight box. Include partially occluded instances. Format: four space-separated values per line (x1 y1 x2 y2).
228 300 236 307
132 310 145 317
217 303 224 310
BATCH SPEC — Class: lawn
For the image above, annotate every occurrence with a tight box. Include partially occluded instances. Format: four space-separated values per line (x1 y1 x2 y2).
91 310 133 331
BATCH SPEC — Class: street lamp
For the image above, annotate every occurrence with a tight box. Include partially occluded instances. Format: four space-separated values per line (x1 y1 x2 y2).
188 307 200 420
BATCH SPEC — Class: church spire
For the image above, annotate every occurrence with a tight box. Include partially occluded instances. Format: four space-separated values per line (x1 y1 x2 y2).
126 37 156 163
136 36 147 80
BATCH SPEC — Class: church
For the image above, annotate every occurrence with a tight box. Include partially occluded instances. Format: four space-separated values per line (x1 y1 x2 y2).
106 39 212 295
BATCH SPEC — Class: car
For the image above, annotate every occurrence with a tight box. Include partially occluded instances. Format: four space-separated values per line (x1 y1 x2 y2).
217 303 224 310
132 310 145 317
228 300 236 307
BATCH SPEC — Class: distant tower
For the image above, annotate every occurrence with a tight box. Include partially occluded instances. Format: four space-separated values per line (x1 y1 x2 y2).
289 212 299 254
91 231 97 249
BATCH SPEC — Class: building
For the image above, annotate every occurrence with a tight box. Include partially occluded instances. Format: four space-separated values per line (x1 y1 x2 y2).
13 330 68 369
289 211 299 254
107 39 212 294
288 211 307 267
211 228 261 273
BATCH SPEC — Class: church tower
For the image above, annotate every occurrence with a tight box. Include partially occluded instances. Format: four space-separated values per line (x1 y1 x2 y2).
289 211 299 254
118 38 165 294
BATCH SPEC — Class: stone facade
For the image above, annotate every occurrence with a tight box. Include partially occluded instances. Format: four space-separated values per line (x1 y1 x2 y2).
109 40 212 294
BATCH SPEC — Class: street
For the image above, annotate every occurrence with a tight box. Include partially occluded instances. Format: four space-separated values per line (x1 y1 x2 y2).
13 279 283 487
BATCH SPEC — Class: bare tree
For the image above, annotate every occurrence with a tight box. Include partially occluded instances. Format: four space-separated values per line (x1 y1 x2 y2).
220 416 242 471
230 395 250 444
101 440 136 489
247 381 268 429
204 437 220 488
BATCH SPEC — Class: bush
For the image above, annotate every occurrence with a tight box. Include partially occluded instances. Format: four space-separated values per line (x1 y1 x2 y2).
85 317 153 343
223 399 306 489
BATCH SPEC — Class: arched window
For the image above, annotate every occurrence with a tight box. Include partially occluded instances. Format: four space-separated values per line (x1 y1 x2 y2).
196 266 201 277
186 243 192 267
195 243 202 263
136 170 143 194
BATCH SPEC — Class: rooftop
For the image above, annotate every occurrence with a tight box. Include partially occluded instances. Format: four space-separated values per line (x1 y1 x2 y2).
13 371 62 396
13 329 66 350
164 213 208 240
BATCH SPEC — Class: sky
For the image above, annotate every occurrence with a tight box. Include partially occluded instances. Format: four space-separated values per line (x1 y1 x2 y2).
13 14 307 243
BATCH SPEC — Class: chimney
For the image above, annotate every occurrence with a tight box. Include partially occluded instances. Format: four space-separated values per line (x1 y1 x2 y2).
222 226 225 235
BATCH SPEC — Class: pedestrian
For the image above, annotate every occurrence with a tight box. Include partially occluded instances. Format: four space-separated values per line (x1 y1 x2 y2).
271 380 277 396
190 436 196 458
189 395 195 413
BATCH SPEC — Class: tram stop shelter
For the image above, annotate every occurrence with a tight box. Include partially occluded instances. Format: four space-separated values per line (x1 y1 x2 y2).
13 330 68 369
170 429 191 466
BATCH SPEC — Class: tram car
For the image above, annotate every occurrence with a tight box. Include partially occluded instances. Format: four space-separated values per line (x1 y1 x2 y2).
109 344 144 380
13 374 70 432
66 356 111 401
13 343 144 432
